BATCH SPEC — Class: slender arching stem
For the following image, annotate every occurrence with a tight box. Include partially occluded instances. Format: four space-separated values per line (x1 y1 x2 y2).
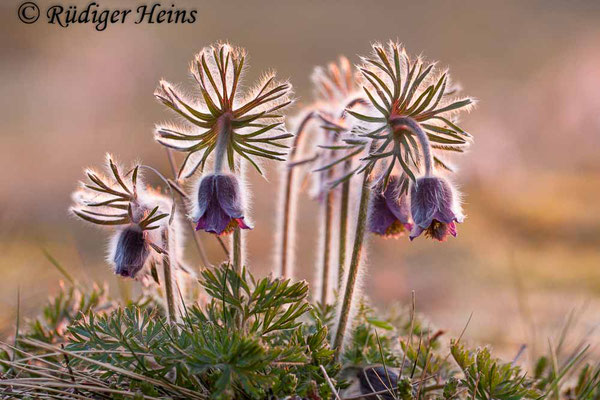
337 159 351 290
319 188 334 305
336 98 365 289
391 116 433 176
277 111 315 278
161 229 178 324
333 169 371 358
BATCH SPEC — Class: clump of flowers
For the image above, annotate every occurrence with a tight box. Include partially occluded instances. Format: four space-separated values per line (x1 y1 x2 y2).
24 42 592 400
321 41 475 353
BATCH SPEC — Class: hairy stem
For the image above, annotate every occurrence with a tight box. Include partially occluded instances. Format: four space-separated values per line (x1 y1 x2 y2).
334 171 371 358
161 230 178 324
337 160 351 290
392 116 433 176
319 190 334 305
232 227 242 274
214 113 233 174
277 111 314 277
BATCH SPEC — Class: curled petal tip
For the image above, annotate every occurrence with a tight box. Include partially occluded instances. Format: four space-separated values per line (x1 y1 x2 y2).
236 218 252 230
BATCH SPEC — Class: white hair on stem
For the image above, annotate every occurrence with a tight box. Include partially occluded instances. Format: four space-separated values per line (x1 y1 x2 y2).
274 159 301 278
332 233 370 348
231 157 251 269
272 111 317 278
328 189 342 292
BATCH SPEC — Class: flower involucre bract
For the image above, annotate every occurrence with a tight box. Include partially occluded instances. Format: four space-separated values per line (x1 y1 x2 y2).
342 41 475 190
154 43 294 178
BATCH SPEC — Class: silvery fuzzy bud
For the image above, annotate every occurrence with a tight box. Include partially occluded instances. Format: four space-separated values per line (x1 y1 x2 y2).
194 173 251 235
112 225 150 278
410 176 463 241
367 176 412 238
358 366 398 400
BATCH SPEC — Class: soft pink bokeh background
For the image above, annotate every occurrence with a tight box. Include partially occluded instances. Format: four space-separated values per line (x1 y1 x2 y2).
1 0 600 360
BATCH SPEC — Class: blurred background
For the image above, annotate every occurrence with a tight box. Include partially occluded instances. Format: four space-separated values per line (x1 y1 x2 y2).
1 0 599 361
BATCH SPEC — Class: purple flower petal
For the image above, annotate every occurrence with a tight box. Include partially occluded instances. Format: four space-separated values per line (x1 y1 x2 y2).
410 176 461 241
448 221 457 237
195 204 231 235
196 174 217 218
235 218 252 230
113 227 149 278
368 176 412 237
195 173 249 235
215 174 244 218
368 195 398 235
409 225 425 241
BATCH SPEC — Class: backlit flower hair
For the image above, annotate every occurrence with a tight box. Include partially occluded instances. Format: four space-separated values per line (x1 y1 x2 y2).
154 42 294 178
327 41 474 190
70 154 175 278
318 42 475 241
308 56 366 198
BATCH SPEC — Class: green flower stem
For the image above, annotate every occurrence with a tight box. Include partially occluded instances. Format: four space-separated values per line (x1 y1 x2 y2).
319 189 334 305
337 160 351 290
214 113 233 174
232 227 242 274
333 170 371 358
277 111 314 277
161 229 178 324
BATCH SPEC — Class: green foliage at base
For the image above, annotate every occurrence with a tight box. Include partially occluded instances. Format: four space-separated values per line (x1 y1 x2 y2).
1 264 599 399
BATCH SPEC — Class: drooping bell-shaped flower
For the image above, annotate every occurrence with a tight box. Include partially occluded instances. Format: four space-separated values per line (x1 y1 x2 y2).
368 176 412 237
71 154 174 279
194 173 251 235
409 176 463 241
113 226 150 277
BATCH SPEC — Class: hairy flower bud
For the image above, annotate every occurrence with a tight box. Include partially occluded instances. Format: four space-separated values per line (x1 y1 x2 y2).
368 176 412 237
358 366 398 400
410 176 463 241
112 226 149 278
194 173 251 235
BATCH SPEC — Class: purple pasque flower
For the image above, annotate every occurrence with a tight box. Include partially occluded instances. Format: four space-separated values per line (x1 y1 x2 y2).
194 173 251 235
409 176 463 241
368 176 412 238
113 226 150 278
